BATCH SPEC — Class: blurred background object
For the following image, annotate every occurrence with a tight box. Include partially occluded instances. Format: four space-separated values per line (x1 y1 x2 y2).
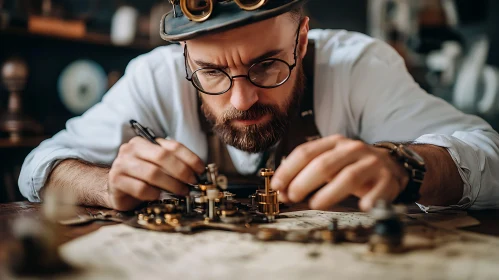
0 0 168 203
110 5 139 46
365 0 499 120
0 0 498 202
1 57 43 142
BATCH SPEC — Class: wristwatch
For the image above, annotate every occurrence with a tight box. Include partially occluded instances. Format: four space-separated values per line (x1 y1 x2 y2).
373 142 426 204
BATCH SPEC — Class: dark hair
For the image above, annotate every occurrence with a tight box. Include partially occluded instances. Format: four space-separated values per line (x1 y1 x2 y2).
288 7 304 23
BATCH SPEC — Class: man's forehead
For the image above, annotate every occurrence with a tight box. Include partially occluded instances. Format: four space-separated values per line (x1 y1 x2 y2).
185 14 295 60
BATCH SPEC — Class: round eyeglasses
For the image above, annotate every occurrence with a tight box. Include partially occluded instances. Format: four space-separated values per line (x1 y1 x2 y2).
189 58 296 95
183 25 300 95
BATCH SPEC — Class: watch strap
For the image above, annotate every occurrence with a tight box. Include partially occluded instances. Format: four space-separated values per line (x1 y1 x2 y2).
374 142 424 204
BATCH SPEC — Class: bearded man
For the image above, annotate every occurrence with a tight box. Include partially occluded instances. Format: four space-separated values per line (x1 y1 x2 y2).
19 0 499 212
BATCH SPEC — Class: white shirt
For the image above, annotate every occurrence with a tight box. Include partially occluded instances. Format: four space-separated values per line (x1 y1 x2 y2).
19 29 499 211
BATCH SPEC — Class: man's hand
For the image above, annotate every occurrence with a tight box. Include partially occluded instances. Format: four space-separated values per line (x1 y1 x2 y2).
271 135 409 211
108 137 205 211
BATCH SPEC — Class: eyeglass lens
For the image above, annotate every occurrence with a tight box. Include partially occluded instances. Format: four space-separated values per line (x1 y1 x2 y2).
191 59 291 94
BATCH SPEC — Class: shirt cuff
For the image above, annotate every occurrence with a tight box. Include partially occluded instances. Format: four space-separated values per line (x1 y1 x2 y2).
19 148 83 202
412 134 476 212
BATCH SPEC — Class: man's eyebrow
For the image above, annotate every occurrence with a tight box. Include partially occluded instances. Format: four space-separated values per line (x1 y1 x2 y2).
248 49 284 65
193 49 284 69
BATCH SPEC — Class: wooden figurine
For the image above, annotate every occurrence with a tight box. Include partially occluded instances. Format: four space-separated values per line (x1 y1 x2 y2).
0 58 43 142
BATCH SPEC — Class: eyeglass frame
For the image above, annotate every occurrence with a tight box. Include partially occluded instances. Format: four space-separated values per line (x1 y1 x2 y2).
183 24 301 95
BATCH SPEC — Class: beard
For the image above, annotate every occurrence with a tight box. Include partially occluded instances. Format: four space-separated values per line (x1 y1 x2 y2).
201 66 306 153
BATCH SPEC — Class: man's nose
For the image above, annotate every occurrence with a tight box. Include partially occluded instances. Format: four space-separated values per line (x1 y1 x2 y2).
229 76 259 111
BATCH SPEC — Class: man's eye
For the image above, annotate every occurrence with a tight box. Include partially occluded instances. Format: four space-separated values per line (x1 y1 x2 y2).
204 70 223 77
260 61 276 69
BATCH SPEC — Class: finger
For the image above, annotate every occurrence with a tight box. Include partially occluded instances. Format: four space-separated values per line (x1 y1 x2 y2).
308 157 380 210
156 139 206 174
359 173 399 211
278 191 290 204
351 182 375 198
286 147 368 203
139 150 198 185
271 135 345 191
108 188 144 211
120 156 189 195
112 174 161 201
127 137 201 184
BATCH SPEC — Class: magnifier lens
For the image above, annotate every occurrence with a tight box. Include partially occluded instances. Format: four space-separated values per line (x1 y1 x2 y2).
181 0 213 21
234 0 267 10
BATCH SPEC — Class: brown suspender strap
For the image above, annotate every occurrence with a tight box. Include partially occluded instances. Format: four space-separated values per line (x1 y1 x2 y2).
273 41 321 168
302 40 316 117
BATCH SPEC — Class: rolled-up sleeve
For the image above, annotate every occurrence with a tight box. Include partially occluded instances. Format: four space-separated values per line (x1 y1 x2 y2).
414 131 499 210
19 50 170 202
19 147 86 202
348 39 499 210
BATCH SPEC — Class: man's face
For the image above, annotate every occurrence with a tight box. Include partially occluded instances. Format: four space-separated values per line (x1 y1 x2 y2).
186 14 310 153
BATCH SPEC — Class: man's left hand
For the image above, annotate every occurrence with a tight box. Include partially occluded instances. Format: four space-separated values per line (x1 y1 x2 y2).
271 135 409 211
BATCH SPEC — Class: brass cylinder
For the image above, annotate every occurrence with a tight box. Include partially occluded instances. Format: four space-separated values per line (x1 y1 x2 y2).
259 168 275 194
257 168 278 221
256 189 279 220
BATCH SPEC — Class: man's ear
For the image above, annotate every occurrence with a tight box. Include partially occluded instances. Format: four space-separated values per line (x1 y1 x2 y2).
299 17 310 59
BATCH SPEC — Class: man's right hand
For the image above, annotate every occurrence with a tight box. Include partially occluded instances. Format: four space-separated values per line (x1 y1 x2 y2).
107 137 205 211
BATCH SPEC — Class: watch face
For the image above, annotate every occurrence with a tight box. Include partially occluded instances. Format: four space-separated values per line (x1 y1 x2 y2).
401 146 425 166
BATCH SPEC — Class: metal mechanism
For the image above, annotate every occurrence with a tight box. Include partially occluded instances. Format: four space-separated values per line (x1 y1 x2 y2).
132 163 273 234
56 163 408 253
369 200 405 254
255 168 279 222
129 165 406 253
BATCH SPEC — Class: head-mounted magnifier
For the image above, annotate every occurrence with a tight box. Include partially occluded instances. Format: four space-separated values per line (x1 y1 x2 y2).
173 0 268 22
161 0 306 42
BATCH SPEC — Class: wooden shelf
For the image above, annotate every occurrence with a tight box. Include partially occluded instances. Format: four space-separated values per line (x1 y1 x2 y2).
0 136 48 148
0 27 164 52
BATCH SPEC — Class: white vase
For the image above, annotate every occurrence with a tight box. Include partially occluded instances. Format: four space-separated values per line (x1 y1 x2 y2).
111 6 139 46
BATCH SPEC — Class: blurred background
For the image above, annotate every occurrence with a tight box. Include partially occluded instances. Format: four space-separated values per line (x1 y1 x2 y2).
0 0 498 203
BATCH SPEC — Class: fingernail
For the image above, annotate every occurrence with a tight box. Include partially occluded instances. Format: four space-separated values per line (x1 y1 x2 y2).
278 192 288 203
359 199 372 212
309 200 320 210
271 179 283 190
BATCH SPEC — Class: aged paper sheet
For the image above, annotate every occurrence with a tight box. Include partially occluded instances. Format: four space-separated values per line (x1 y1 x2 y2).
55 210 499 280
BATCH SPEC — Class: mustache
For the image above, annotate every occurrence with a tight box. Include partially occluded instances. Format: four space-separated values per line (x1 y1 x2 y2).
219 103 282 124
199 64 306 153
